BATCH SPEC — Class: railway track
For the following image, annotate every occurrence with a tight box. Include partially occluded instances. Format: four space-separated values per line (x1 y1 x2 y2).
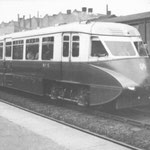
0 98 141 150
110 108 150 129
91 107 150 130
0 87 149 149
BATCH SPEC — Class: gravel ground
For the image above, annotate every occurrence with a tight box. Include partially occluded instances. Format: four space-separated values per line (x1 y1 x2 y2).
0 88 150 150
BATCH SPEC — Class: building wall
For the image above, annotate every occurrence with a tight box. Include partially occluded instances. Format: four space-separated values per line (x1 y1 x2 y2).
146 22 150 53
126 19 150 53
0 8 105 35
0 25 19 35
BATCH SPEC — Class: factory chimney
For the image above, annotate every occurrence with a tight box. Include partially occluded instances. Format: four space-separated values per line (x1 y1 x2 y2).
88 8 93 13
106 4 111 15
67 9 71 14
82 7 87 12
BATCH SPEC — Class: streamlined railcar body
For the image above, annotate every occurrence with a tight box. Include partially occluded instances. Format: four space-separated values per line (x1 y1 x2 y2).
0 21 149 109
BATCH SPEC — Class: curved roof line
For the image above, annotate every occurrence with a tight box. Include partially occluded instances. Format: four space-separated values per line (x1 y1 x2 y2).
0 21 140 40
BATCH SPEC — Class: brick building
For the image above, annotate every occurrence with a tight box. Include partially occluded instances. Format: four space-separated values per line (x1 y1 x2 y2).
0 7 106 35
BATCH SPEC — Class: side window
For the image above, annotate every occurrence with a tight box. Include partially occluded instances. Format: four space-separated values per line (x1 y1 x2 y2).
26 38 39 60
5 42 12 57
42 36 54 60
134 41 147 56
63 36 69 57
91 37 108 57
13 40 23 60
0 42 3 59
72 36 79 57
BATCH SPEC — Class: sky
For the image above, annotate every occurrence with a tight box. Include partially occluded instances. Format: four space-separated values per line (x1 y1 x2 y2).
0 0 150 23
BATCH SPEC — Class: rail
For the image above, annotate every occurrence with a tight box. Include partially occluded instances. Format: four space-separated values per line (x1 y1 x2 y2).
0 98 142 150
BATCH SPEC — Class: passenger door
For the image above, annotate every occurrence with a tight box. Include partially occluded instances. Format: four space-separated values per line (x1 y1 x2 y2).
4 38 13 87
61 33 80 81
0 42 4 86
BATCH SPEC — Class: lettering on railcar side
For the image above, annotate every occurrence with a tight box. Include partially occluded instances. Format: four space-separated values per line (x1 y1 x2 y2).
43 63 50 68
139 63 146 71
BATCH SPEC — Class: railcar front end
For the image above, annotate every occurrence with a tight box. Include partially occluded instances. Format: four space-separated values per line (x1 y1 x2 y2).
88 57 150 109
85 32 150 109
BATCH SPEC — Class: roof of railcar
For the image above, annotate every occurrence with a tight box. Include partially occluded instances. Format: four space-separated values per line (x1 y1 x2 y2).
0 21 140 40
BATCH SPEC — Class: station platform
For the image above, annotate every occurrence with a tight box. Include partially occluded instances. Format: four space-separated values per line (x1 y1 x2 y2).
0 101 133 150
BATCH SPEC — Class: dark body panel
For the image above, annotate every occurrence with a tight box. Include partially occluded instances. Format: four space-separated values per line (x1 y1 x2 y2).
1 57 150 107
0 59 122 105
61 62 121 86
3 61 62 95
90 57 150 107
0 61 5 86
60 57 150 106
91 57 150 85
61 62 122 105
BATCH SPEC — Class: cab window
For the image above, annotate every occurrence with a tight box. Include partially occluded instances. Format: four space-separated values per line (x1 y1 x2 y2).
134 41 148 56
91 37 108 57
105 41 136 56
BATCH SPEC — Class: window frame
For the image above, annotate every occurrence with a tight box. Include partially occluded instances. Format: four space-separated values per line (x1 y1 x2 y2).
41 36 54 60
25 38 40 60
5 41 12 59
72 35 80 57
63 35 70 57
12 40 24 60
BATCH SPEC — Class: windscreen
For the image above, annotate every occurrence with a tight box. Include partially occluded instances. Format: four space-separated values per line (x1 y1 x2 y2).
105 41 136 56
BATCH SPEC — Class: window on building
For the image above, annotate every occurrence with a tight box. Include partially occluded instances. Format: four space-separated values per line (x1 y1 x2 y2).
26 38 39 60
0 42 3 59
42 36 54 60
5 42 12 57
63 36 69 57
13 40 23 60
72 36 79 57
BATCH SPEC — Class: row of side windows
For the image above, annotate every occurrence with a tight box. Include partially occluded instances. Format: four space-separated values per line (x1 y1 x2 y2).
0 35 108 60
62 35 108 58
0 36 54 60
0 35 80 60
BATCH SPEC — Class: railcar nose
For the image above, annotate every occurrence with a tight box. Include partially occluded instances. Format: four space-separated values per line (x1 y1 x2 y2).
109 57 150 88
113 57 150 108
89 57 150 108
133 58 150 88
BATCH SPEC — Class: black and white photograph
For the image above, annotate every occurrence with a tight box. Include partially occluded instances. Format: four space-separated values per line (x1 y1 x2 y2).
0 0 150 149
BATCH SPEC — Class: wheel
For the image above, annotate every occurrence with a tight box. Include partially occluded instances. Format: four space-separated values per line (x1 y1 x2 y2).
49 86 58 100
76 88 89 106
57 87 66 99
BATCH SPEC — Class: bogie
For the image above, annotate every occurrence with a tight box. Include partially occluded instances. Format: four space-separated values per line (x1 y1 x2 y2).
44 80 89 106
